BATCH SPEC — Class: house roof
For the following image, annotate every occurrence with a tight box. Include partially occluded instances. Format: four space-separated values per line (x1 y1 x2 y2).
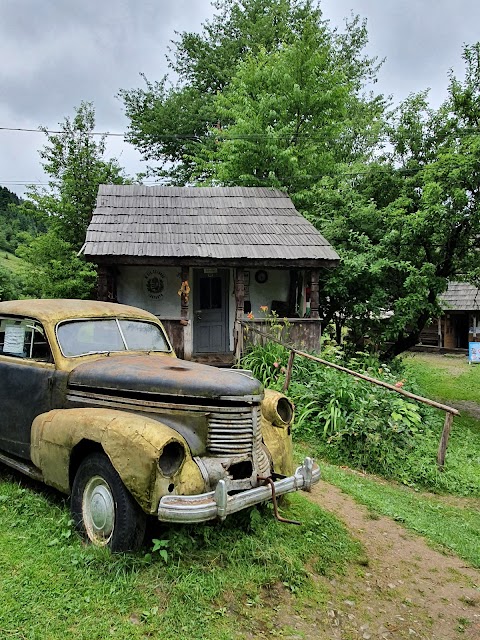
82 185 339 266
441 282 480 311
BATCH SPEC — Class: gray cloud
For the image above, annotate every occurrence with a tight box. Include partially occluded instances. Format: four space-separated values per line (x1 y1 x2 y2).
322 0 480 106
1 0 479 195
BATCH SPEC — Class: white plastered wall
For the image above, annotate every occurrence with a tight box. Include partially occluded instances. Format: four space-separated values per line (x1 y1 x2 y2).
116 266 183 317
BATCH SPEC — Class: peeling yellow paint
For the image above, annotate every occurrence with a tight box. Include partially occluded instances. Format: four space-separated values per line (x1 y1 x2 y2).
31 408 203 513
261 390 294 476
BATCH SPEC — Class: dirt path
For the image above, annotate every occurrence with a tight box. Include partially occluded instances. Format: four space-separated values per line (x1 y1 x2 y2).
302 482 480 639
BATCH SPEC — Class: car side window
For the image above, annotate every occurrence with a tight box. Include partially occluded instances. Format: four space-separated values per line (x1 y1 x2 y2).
0 317 53 363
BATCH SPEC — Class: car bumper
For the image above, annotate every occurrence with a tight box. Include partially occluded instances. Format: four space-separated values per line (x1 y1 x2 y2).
157 457 320 523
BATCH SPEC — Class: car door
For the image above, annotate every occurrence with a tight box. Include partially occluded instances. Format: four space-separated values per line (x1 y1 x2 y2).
0 316 55 460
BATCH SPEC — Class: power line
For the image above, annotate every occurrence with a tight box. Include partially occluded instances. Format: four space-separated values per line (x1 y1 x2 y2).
0 126 125 137
2 125 479 141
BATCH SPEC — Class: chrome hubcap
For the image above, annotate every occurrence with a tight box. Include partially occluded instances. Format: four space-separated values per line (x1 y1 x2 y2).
82 476 115 545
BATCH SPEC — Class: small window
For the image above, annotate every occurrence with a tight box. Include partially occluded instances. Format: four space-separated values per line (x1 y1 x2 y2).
0 317 52 362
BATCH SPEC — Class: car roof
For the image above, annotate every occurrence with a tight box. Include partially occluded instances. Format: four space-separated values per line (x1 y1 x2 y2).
0 299 159 324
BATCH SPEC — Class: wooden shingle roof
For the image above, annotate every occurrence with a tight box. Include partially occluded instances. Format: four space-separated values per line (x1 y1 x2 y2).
82 185 339 266
441 282 480 311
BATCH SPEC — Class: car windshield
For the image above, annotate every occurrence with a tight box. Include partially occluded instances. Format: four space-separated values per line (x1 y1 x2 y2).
56 318 170 357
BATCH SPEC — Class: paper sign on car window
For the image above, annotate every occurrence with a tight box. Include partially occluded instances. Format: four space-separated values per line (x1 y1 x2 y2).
4 325 26 355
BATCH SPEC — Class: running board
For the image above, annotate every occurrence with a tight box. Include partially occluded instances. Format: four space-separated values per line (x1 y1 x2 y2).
0 452 43 482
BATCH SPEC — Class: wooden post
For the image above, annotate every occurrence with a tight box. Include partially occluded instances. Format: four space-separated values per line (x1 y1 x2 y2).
310 269 319 319
234 269 245 361
437 412 454 469
180 266 189 322
283 350 295 391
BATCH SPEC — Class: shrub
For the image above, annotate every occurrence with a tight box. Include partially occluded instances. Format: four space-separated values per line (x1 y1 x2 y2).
241 344 479 495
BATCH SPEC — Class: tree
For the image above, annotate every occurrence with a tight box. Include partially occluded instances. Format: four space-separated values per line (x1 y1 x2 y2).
316 44 480 358
16 229 97 299
23 101 127 250
120 0 382 185
0 265 20 301
0 186 41 253
17 102 128 299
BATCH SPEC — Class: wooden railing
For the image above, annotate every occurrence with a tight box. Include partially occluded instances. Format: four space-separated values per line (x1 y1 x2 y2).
238 322 459 469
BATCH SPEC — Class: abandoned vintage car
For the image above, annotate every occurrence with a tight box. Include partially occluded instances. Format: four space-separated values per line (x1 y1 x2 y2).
0 299 319 551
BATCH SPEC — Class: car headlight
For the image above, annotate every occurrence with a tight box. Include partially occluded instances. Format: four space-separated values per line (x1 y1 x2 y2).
158 441 186 476
261 390 294 428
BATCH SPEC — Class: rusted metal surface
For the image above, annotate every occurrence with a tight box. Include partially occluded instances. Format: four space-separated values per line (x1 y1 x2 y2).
161 319 185 359
0 298 315 525
31 407 205 513
68 354 263 399
257 476 302 525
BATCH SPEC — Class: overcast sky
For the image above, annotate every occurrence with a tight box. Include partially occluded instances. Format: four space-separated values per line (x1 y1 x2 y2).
1 0 479 197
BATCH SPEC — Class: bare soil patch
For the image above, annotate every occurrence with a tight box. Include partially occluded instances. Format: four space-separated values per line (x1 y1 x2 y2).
309 482 480 639
239 482 479 640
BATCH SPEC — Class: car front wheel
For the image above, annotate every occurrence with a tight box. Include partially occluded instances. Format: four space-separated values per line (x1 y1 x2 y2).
71 452 146 552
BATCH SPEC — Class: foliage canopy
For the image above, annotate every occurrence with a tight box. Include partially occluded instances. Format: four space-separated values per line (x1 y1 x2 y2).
122 2 480 356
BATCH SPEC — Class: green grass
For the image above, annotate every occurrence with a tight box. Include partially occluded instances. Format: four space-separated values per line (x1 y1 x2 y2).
0 250 26 275
0 472 361 640
403 352 480 404
322 463 480 568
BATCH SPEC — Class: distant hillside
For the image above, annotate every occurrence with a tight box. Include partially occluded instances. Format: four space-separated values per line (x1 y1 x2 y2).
0 250 26 276
0 185 41 253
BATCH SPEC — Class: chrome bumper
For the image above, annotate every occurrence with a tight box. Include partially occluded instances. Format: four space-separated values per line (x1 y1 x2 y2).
157 457 320 523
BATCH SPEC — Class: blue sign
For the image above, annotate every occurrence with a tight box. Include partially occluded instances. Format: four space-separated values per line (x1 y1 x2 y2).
468 342 480 363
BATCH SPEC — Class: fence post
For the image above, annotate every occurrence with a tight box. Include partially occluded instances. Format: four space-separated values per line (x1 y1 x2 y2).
437 411 454 469
283 350 295 391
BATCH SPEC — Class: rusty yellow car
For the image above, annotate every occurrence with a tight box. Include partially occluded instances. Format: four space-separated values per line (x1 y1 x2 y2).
0 299 319 551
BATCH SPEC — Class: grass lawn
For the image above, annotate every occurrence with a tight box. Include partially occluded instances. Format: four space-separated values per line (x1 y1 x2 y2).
0 471 361 640
403 351 480 404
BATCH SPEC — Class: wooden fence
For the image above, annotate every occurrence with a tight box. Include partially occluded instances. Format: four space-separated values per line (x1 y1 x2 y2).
239 322 459 469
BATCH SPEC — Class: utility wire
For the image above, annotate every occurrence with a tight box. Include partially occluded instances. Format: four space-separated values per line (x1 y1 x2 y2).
1 125 479 141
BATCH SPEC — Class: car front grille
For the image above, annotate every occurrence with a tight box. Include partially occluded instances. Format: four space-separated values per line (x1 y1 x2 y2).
207 405 271 477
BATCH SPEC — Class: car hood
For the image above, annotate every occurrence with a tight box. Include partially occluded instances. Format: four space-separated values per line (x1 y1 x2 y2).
67 354 263 401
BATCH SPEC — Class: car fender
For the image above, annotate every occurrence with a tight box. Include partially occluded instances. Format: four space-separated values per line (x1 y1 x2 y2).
30 407 205 513
260 389 294 476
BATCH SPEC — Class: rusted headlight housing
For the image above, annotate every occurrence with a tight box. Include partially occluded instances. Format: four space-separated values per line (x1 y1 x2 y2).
158 441 186 476
261 390 294 428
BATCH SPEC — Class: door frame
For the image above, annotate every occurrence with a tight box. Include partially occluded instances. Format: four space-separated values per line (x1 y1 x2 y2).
192 268 230 354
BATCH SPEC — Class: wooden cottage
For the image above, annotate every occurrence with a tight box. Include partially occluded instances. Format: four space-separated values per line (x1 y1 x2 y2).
418 282 480 349
82 185 339 362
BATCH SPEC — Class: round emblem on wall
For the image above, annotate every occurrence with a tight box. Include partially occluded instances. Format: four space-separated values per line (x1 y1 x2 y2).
255 270 268 284
144 269 167 299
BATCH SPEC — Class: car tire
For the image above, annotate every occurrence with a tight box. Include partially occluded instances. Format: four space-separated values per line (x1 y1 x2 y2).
71 452 146 552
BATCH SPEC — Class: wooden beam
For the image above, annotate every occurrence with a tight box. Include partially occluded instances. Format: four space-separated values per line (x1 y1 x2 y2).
180 265 189 321
283 350 295 391
310 269 320 319
437 412 454 469
234 269 245 362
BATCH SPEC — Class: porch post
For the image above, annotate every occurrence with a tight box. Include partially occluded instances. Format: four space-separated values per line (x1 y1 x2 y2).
310 269 320 319
234 268 245 361
180 266 189 322
180 265 191 360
